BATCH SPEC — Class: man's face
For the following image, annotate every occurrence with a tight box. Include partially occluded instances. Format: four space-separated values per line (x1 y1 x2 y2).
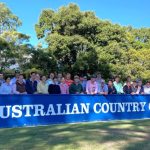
50 73 54 79
42 76 46 82
54 78 58 84
6 78 11 84
58 73 62 78
74 77 80 83
36 74 40 80
91 78 96 82
138 81 142 86
97 74 101 79
115 77 120 82
61 78 65 84
66 74 71 80
146 82 150 88
18 75 23 81
133 81 137 86
31 73 36 80
127 77 131 82
83 77 87 81
108 81 113 86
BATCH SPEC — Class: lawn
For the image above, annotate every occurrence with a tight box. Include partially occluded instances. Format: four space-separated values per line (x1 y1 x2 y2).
0 120 150 150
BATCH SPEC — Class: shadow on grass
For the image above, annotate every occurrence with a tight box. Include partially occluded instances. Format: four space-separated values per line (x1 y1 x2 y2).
0 120 150 150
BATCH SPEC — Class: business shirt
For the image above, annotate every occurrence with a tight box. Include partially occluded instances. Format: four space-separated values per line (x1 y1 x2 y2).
0 83 13 94
98 84 108 93
144 86 150 94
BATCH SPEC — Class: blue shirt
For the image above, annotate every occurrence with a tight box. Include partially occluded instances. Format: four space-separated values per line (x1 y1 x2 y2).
0 79 5 87
98 84 108 93
81 80 87 92
46 79 54 86
0 83 13 94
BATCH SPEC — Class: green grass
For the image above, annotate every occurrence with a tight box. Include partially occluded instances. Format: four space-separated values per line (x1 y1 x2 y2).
0 120 150 150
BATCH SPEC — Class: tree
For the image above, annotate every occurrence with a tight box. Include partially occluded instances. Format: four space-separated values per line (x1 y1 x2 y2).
35 3 150 79
22 46 57 73
35 3 100 73
0 3 29 70
0 3 21 32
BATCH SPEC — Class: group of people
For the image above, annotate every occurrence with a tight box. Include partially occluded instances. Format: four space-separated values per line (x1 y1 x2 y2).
0 71 150 95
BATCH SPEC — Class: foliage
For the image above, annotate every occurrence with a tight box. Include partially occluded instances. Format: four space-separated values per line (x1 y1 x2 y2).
0 3 21 32
0 3 150 80
35 3 150 80
0 3 30 71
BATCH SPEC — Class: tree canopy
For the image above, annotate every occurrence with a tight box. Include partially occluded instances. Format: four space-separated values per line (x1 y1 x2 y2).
35 3 150 80
0 3 150 80
0 3 29 71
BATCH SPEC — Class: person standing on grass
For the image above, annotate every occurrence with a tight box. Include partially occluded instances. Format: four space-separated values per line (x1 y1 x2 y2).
69 75 83 94
86 75 98 95
25 72 38 94
37 75 48 94
0 76 13 94
59 77 69 94
13 74 27 94
113 76 123 94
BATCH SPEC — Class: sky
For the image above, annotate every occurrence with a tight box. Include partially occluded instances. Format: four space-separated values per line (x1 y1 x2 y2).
1 0 150 46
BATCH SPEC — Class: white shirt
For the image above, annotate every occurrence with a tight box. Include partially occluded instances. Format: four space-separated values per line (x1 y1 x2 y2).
144 86 150 94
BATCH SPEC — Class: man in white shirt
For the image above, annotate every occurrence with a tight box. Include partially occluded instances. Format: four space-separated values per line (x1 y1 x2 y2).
144 81 150 94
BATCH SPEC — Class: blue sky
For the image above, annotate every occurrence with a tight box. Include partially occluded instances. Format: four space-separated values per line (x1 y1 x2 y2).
1 0 150 45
